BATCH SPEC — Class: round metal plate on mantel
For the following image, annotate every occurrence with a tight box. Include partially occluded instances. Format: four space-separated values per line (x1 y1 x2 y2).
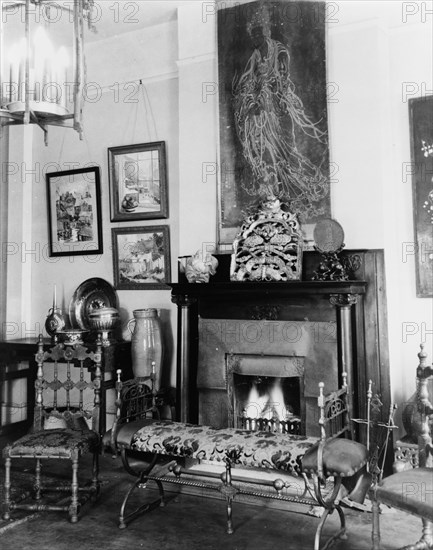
313 218 345 253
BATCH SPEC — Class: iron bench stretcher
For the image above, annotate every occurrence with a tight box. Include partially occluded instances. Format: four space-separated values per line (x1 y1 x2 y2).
106 370 369 550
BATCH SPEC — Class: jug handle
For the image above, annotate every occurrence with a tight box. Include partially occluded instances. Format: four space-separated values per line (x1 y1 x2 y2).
127 318 135 334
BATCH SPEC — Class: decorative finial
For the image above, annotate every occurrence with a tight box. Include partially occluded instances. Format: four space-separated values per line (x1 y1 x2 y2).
418 343 427 366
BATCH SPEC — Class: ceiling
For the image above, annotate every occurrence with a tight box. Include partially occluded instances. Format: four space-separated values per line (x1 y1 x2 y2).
85 0 180 41
1 0 181 43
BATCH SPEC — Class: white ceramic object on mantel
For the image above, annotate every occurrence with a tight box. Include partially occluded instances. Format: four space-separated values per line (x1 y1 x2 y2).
185 250 218 283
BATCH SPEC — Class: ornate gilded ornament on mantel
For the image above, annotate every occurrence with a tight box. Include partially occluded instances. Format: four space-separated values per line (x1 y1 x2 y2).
230 195 303 282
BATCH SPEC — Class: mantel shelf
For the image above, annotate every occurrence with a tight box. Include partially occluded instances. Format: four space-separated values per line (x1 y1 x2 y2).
169 280 367 299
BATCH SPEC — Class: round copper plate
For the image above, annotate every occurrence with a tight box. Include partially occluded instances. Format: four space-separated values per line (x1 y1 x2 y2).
69 278 119 330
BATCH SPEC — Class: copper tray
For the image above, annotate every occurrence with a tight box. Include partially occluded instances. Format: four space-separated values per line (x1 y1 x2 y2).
69 278 119 330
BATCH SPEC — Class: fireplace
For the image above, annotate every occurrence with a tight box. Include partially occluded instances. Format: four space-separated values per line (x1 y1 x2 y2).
170 249 391 448
227 354 304 434
198 318 336 437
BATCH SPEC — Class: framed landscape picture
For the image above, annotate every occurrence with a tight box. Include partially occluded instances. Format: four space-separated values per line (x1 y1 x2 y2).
108 141 168 221
46 167 102 257
111 225 171 290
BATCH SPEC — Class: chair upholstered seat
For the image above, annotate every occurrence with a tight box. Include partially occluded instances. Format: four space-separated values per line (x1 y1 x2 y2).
375 467 433 522
6 429 100 459
302 438 369 477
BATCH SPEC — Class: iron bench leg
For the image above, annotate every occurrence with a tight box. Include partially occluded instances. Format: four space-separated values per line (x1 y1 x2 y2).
118 452 166 529
219 454 238 535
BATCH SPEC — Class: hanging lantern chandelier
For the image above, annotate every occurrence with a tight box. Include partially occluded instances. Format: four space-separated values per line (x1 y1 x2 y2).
0 0 95 144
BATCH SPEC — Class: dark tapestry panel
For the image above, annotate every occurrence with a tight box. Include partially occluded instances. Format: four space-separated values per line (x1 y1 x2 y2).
218 0 331 245
409 96 433 297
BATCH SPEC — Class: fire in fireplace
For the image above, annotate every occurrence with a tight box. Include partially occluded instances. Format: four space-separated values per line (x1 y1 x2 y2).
227 353 305 434
234 374 301 433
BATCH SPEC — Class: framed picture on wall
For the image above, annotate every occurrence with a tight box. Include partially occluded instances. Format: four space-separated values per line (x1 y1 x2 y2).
108 141 168 221
46 167 103 257
409 96 433 297
111 225 171 290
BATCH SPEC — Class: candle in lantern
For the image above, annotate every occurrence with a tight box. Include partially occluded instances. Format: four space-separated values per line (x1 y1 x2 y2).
34 28 45 102
17 38 26 104
55 47 69 108
33 27 52 102
28 68 35 101
8 39 25 104
9 59 15 103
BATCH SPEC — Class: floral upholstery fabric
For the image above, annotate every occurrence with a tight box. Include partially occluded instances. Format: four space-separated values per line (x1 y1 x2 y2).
5 429 99 459
131 420 318 474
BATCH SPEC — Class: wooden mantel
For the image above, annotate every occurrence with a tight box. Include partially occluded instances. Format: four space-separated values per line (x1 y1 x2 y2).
169 280 367 299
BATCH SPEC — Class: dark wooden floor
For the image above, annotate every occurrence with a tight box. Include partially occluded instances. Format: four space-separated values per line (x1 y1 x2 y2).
0 432 424 550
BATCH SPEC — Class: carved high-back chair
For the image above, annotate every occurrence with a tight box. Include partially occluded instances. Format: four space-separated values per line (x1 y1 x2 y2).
2 334 103 523
371 344 433 550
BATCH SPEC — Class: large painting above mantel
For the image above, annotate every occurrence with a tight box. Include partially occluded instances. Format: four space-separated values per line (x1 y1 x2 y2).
217 0 331 247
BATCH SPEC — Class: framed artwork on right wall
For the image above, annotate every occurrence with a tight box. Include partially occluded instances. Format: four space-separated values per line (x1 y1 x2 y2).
409 96 433 297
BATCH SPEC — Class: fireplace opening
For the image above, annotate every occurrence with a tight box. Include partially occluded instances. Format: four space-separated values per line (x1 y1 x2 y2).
233 373 301 434
226 353 305 434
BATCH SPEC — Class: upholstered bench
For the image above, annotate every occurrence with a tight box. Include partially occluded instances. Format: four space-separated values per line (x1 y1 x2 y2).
108 374 369 550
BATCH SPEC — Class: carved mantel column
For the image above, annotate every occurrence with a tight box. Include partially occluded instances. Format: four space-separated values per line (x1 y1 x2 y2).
171 294 197 422
329 293 358 393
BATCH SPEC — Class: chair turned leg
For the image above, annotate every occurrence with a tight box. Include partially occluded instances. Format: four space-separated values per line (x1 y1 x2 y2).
35 458 42 500
69 457 79 523
401 520 433 550
91 450 100 500
371 498 381 550
3 457 11 520
420 519 433 548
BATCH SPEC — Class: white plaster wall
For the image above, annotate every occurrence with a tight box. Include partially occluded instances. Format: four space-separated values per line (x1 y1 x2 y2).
178 2 218 255
327 2 433 425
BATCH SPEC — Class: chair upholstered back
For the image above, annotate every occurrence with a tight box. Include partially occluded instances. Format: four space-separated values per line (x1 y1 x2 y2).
34 334 103 435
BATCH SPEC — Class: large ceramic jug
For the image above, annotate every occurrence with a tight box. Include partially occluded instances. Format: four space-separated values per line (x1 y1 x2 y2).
129 309 163 387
